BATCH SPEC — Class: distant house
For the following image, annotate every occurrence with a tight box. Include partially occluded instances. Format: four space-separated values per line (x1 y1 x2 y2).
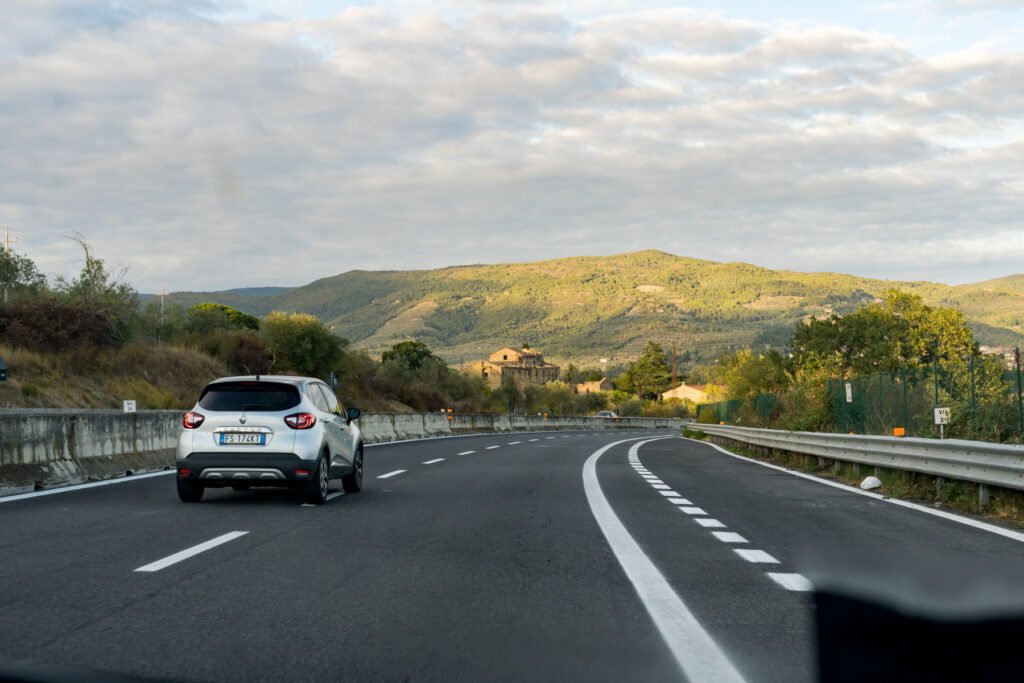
574 378 612 394
464 347 560 388
660 383 709 403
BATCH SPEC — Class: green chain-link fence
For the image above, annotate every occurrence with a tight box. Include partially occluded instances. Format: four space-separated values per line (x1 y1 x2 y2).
696 350 1024 444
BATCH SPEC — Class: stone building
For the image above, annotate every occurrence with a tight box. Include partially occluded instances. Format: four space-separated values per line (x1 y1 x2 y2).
464 347 560 389
573 378 612 394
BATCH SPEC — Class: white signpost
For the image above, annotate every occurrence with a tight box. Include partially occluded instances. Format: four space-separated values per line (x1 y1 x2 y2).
934 407 950 439
123 400 137 414
845 382 853 404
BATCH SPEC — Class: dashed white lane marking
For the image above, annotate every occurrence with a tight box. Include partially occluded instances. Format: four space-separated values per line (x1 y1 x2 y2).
486 445 501 450
767 573 814 592
734 549 779 564
529 439 539 442
135 531 248 573
688 437 1024 546
546 437 556 440
658 490 681 497
377 470 406 479
711 532 748 544
584 437 746 683
423 458 445 465
457 450 476 456
508 441 521 445
695 518 726 528
680 507 707 515
667 497 693 505
651 484 671 490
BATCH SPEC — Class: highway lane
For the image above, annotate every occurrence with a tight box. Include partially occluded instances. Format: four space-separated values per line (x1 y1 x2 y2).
2 430 1023 681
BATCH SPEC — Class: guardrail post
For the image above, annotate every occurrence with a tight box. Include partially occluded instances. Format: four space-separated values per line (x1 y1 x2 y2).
936 476 945 501
979 484 990 509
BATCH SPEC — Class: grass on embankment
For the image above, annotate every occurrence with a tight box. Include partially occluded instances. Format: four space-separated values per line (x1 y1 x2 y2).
0 343 227 409
682 428 1024 529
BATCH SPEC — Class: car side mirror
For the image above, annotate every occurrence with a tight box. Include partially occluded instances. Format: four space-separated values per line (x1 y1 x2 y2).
346 407 361 422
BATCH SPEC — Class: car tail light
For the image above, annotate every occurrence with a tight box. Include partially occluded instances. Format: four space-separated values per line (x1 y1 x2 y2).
179 468 191 477
183 412 205 429
295 469 310 477
285 412 317 429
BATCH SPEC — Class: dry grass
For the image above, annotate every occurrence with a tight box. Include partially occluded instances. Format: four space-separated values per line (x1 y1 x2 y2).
0 343 226 409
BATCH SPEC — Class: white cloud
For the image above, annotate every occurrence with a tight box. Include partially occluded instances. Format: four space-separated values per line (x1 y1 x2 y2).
1 1 1022 290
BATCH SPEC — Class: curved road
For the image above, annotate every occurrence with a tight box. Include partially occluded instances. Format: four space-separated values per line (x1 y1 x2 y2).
1 430 1023 681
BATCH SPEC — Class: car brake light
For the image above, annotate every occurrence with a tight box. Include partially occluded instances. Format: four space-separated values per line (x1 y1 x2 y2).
183 412 205 429
179 468 191 476
295 469 310 476
285 412 317 429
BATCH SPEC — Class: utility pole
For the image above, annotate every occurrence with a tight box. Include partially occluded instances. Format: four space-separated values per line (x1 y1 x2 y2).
1 227 16 252
1 226 17 305
671 341 678 389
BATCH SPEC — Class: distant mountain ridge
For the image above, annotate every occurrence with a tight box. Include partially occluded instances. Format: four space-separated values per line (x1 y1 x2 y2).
163 250 1024 366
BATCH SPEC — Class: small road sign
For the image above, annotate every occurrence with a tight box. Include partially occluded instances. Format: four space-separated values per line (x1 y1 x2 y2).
123 400 137 413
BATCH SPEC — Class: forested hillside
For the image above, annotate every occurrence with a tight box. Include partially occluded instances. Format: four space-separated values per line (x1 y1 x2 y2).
164 251 1024 366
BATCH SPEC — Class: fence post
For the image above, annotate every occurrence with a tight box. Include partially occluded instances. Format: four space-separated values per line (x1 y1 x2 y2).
969 354 977 435
1016 347 1023 434
901 367 909 436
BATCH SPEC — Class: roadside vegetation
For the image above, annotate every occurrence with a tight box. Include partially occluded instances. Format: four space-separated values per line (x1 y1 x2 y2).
695 291 1023 443
0 242 687 416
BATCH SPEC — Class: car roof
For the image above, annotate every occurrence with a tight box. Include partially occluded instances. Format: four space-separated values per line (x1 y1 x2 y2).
207 375 320 387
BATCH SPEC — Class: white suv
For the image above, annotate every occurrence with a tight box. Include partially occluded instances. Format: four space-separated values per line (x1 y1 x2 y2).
175 375 363 504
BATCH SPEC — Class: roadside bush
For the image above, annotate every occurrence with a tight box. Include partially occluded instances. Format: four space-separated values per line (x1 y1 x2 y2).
0 299 121 350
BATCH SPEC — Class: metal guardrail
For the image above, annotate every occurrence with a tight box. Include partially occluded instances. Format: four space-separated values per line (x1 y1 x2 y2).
695 424 1024 493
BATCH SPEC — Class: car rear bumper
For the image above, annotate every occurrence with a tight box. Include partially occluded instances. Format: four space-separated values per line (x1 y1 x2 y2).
176 452 317 486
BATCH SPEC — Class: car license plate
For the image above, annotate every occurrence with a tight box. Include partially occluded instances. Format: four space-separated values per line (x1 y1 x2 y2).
219 433 265 445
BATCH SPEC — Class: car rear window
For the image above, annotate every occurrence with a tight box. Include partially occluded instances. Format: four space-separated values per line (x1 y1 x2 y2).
198 382 300 412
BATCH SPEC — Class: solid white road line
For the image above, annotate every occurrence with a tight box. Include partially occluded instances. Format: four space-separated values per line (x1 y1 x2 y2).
687 437 1024 545
711 532 748 544
695 518 726 528
457 450 476 455
767 573 814 592
0 470 175 504
134 531 248 573
734 549 779 564
326 491 345 501
585 437 746 683
377 470 406 479
680 507 707 515
486 445 501 450
423 458 445 465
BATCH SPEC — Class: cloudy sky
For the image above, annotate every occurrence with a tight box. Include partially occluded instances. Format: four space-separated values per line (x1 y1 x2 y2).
3 0 1023 292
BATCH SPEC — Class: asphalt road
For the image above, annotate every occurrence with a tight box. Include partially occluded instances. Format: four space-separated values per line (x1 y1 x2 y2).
2 429 1024 682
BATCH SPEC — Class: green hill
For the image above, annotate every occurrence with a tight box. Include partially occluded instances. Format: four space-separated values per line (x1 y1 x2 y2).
165 250 1024 366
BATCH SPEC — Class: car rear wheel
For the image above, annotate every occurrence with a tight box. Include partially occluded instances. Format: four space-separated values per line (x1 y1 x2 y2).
342 447 363 493
303 452 330 505
177 478 204 503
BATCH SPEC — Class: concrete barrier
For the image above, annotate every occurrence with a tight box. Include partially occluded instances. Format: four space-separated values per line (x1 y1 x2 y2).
0 409 681 494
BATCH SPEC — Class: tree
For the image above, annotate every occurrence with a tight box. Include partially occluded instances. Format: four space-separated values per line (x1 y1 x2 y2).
54 236 139 345
719 349 789 400
261 311 344 378
381 341 441 371
789 290 978 376
187 303 259 334
618 341 672 398
0 248 46 302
